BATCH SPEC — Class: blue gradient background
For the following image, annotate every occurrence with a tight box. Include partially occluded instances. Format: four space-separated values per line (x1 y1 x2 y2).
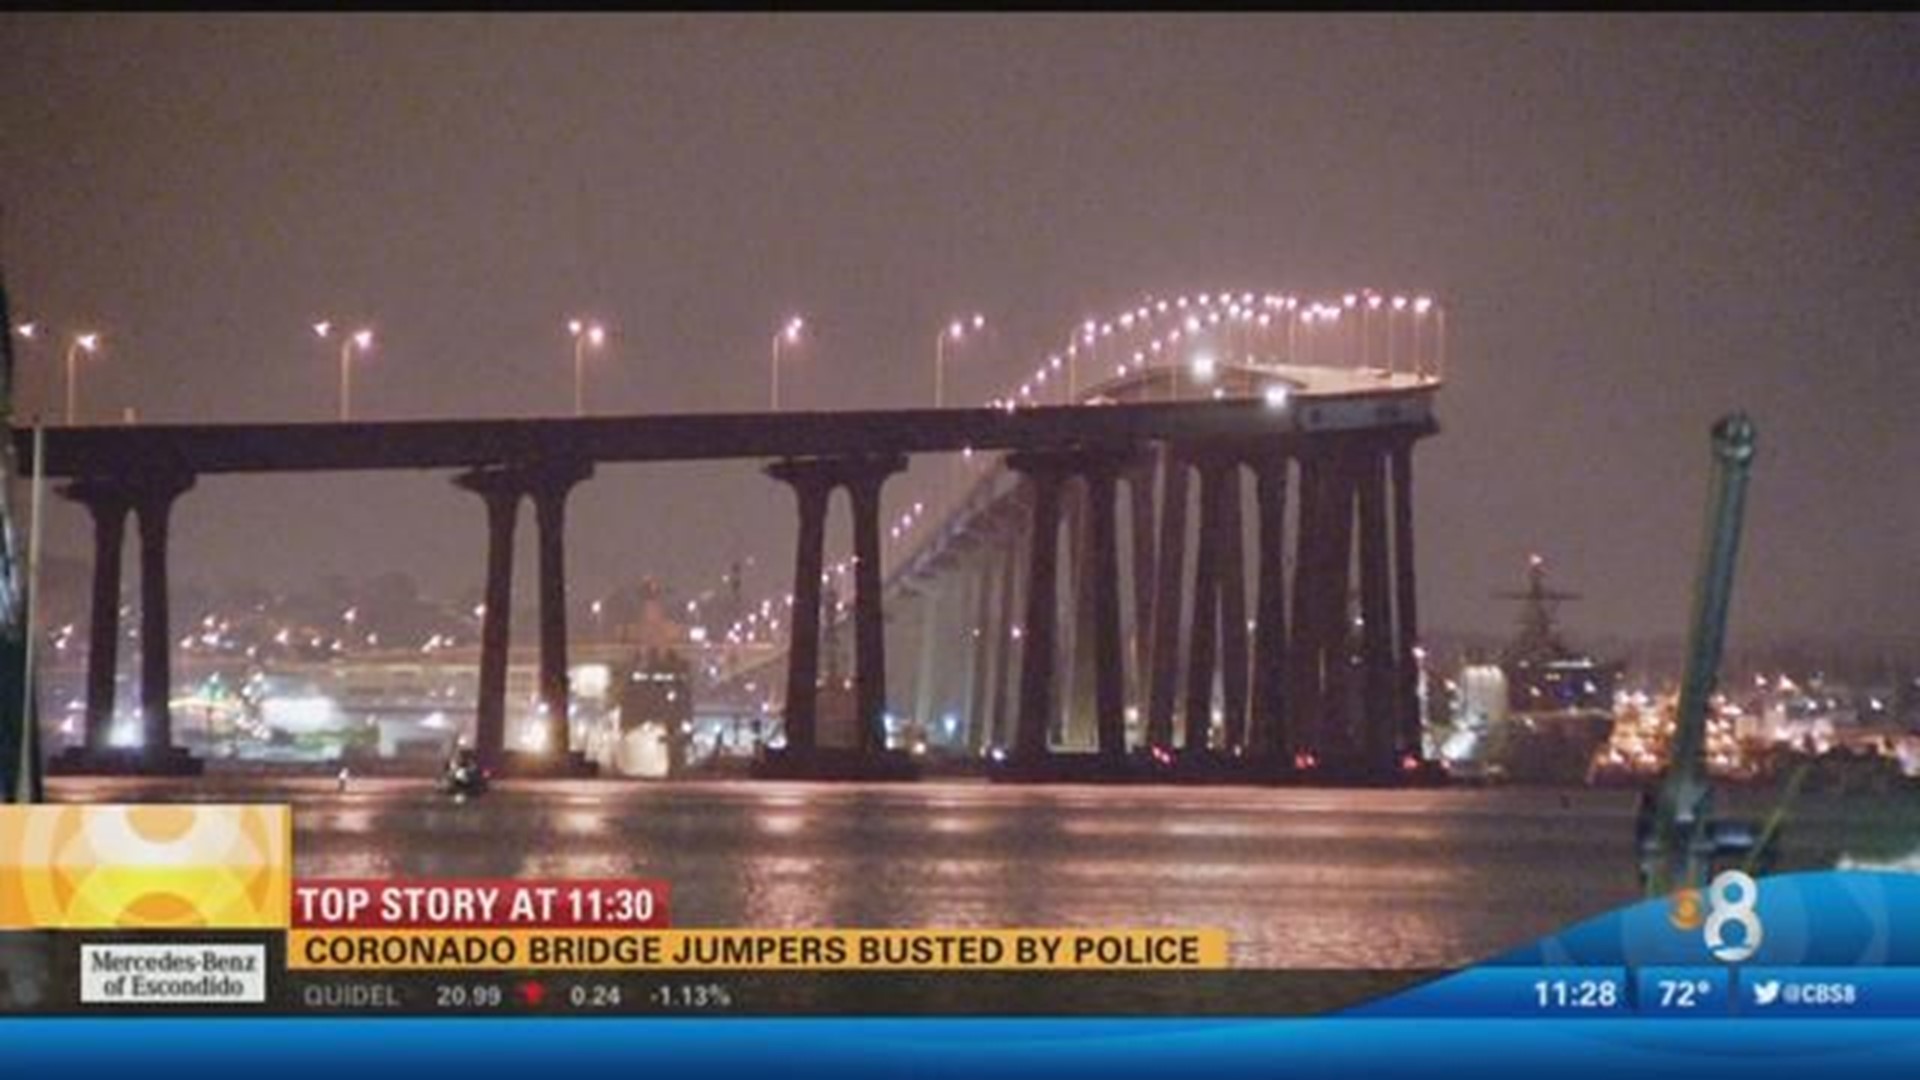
4 1018 1920 1077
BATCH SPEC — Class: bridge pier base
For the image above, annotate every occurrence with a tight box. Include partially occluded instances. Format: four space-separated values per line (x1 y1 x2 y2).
994 448 1136 780
760 453 911 780
49 472 199 776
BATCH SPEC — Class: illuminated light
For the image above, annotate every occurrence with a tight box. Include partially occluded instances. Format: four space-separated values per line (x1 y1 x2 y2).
1156 301 1169 313
76 332 100 352
351 329 373 350
312 321 331 339
568 318 583 336
1099 322 1112 336
14 322 35 340
1413 296 1434 314
1190 352 1218 382
1183 316 1200 333
587 324 606 346
1343 293 1358 308
1392 296 1409 311
1263 384 1291 409
972 313 986 329
1198 292 1211 305
1368 294 1385 310
1049 355 1062 370
1257 314 1271 328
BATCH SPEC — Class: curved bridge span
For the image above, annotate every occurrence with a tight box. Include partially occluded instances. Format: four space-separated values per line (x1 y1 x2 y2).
711 358 1440 782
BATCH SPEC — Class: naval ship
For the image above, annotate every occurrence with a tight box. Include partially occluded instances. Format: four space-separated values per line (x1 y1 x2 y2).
1483 555 1623 784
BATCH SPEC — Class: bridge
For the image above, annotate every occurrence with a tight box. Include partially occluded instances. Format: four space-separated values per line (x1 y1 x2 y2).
11 287 1444 782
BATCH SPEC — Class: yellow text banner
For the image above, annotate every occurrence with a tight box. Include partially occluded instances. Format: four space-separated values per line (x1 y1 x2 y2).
288 928 1229 971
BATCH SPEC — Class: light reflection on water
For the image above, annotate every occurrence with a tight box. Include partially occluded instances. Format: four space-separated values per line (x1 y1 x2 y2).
49 777 1913 968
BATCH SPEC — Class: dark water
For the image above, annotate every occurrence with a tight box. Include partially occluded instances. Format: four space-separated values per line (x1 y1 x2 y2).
46 778 1920 969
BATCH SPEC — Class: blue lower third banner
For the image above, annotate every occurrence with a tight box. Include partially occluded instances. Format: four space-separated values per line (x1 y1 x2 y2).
7 1018 1920 1078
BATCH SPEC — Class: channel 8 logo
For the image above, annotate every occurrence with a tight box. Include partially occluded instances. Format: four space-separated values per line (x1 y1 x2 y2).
1670 870 1763 962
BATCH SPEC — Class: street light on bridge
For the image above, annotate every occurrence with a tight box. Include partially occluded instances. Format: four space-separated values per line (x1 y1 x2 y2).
770 315 805 412
314 320 375 421
11 322 38 418
568 318 608 417
64 331 101 425
933 313 986 409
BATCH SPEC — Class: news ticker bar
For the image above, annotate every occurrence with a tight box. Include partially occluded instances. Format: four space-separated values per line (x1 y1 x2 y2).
16 927 1920 1017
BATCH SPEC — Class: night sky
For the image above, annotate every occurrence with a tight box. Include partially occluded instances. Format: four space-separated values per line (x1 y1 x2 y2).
2 14 1915 646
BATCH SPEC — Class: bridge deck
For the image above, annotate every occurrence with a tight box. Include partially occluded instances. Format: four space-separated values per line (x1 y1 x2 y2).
14 369 1436 478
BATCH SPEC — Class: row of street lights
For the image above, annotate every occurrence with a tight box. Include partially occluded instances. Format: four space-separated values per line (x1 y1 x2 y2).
10 323 100 425
12 308 1002 424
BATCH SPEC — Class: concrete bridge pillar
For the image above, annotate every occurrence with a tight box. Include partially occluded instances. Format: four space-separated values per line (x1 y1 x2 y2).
456 467 522 776
963 546 997 751
1125 455 1159 711
1006 453 1068 765
132 472 194 764
766 461 834 756
1286 449 1329 757
1390 438 1423 759
1183 456 1224 753
529 460 593 760
1357 443 1397 770
844 457 906 753
987 504 1025 751
1215 462 1250 752
1146 448 1189 750
1317 449 1359 761
61 479 132 751
1084 459 1127 761
1248 452 1291 765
